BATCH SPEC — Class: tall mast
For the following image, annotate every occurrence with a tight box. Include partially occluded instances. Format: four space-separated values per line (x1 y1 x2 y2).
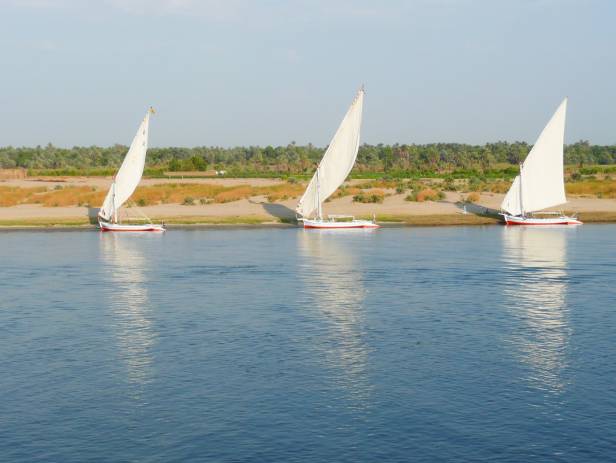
519 162 524 217
112 180 118 224
316 165 322 220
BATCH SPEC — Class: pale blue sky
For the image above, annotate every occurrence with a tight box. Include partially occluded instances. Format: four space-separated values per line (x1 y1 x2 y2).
0 0 614 147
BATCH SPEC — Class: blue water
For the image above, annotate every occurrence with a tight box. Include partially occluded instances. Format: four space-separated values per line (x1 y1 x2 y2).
1 225 616 462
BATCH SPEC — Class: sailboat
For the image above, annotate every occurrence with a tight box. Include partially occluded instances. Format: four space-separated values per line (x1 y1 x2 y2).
296 87 379 229
98 108 165 232
500 98 582 226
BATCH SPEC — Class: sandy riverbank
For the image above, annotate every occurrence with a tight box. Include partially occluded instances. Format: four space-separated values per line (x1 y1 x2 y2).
1 177 615 227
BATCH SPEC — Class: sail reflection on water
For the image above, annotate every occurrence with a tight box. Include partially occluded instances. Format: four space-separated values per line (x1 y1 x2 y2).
297 230 373 405
100 233 157 386
502 227 573 393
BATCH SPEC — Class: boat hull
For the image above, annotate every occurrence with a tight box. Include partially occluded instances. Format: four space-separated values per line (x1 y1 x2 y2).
502 214 582 226
99 220 165 232
302 219 379 229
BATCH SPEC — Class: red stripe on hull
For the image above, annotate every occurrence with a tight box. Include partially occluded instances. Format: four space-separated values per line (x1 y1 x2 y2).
505 220 582 226
303 225 379 229
101 228 163 232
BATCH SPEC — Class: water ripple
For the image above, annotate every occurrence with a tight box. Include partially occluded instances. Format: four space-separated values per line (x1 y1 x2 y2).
2 227 616 462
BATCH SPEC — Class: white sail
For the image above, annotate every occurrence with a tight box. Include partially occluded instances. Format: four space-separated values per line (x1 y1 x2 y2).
501 98 568 215
99 110 152 222
296 88 364 218
501 175 522 216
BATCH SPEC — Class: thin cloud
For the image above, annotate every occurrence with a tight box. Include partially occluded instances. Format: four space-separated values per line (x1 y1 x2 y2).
285 48 301 64
6 0 245 20
6 0 405 23
103 0 245 21
33 39 58 51
6 0 70 8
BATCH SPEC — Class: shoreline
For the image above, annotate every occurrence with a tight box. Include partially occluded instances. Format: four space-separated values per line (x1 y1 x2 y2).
1 211 615 230
2 176 615 229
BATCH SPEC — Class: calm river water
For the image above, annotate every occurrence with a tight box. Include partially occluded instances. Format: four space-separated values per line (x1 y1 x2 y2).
1 225 615 462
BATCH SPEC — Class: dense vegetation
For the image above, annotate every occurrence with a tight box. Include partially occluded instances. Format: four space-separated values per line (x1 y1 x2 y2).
1 141 616 177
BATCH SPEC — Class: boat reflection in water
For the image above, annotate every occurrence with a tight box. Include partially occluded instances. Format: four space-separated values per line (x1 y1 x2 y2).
502 226 573 393
298 229 374 406
100 233 158 387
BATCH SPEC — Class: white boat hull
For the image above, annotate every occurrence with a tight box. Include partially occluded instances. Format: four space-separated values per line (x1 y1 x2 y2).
99 220 165 232
502 214 582 226
302 218 379 229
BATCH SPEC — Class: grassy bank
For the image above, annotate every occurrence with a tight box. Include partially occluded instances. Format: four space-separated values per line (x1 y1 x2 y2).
151 215 274 225
371 214 501 226
0 217 91 227
0 215 277 228
576 211 616 223
4 212 616 229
